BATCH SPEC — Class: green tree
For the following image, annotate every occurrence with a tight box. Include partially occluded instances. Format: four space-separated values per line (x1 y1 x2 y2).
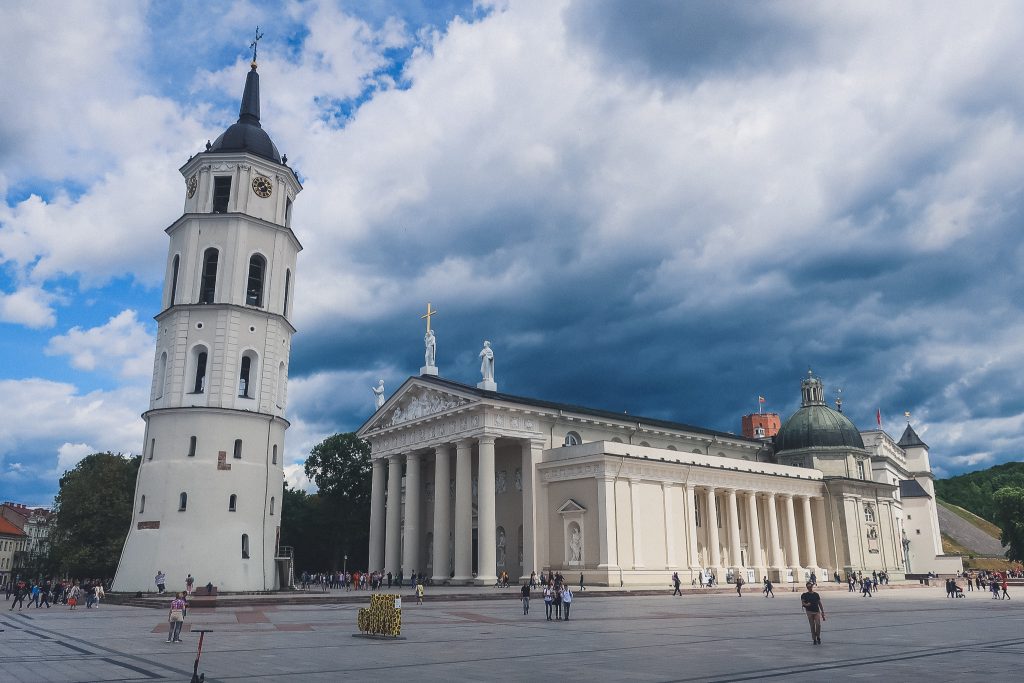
301 433 372 570
992 486 1024 562
935 462 1024 522
49 452 140 579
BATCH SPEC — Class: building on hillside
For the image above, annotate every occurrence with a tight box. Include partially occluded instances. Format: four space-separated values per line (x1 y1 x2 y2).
359 363 960 586
114 55 300 593
0 516 28 585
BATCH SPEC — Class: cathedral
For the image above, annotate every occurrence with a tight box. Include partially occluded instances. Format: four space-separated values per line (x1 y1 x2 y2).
114 55 299 592
360 364 962 586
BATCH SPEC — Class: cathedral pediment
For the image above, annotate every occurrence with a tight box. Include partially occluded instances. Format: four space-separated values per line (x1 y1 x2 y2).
368 383 474 431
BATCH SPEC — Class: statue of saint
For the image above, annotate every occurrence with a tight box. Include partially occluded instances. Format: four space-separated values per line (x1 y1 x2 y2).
372 379 385 409
424 329 436 367
497 527 506 567
569 525 582 563
479 341 495 381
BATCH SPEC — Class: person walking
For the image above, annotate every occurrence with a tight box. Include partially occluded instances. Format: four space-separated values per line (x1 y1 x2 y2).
736 575 745 597
185 574 194 596
763 577 775 598
154 570 166 595
800 581 826 645
561 585 573 621
543 583 554 621
579 572 586 591
861 578 872 597
9 582 25 610
672 572 682 596
167 592 186 643
521 582 530 615
553 581 563 620
1001 576 1011 600
415 579 425 605
68 583 81 610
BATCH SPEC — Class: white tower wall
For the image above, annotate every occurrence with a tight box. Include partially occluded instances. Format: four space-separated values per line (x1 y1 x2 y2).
115 63 301 593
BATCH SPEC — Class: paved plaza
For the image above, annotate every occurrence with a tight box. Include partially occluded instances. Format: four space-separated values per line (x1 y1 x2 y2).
1 585 1020 682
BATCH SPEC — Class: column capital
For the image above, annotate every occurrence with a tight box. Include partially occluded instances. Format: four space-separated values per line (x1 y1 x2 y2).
455 437 475 450
405 452 421 463
780 493 794 501
372 457 387 469
432 443 454 455
477 435 497 447
723 487 738 495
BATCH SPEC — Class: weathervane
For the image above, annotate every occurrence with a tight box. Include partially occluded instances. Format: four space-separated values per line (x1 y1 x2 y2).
250 26 264 65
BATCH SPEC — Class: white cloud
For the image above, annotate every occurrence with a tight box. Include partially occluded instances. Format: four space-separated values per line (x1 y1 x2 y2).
56 442 95 473
45 309 155 378
0 285 57 328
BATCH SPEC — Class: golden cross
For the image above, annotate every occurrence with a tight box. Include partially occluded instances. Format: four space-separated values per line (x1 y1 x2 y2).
421 302 438 333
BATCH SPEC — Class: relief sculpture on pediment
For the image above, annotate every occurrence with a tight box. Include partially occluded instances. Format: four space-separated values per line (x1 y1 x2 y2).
382 388 470 428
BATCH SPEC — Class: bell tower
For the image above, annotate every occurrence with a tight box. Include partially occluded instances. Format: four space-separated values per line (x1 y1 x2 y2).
114 55 302 592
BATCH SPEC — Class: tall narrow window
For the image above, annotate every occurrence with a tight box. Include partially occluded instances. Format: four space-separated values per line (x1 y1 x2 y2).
188 436 197 457
246 254 266 307
169 255 180 306
179 492 188 511
194 351 208 393
199 248 218 303
285 197 293 226
229 494 237 512
276 362 287 408
233 439 242 459
149 438 155 460
239 356 252 397
857 460 866 480
212 176 231 213
270 497 275 515
139 495 146 514
283 269 291 317
272 444 278 465
241 534 250 559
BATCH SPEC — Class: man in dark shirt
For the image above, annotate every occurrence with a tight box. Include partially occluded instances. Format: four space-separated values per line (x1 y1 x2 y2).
800 581 826 645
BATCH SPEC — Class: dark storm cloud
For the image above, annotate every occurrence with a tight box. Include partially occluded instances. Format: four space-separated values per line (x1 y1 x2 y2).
563 0 824 82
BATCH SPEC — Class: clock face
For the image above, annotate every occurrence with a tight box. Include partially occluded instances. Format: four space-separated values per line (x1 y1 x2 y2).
252 175 273 198
186 175 198 198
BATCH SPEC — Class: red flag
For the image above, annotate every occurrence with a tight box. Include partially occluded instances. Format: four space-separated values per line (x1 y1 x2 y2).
876 408 882 428
758 396 765 403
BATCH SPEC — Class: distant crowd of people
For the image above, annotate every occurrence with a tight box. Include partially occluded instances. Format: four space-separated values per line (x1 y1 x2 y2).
5 578 107 610
945 570 1012 599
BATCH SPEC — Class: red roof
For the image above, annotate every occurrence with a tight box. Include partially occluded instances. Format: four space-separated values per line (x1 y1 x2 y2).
0 516 27 537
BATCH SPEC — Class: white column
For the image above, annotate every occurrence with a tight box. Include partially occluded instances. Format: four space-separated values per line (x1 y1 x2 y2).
726 488 742 570
597 476 618 569
476 436 497 585
629 478 645 569
368 457 386 572
705 487 721 572
813 496 831 576
662 483 676 568
800 495 818 570
783 494 801 570
766 493 782 571
685 484 700 569
431 444 452 583
453 439 473 583
520 440 543 581
745 492 763 576
384 454 403 575
402 453 421 575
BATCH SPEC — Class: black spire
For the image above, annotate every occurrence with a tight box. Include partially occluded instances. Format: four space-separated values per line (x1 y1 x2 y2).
238 64 261 128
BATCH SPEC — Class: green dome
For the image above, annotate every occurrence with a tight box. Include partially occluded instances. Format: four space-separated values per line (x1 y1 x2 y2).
775 404 864 452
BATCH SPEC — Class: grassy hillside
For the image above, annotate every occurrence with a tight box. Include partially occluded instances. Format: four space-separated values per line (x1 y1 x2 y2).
934 461 1024 523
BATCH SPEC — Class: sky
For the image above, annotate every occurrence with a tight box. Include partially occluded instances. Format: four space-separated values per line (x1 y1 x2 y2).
2 0 1024 505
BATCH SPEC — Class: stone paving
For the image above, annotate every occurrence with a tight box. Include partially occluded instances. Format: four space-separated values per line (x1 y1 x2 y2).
1 584 1020 682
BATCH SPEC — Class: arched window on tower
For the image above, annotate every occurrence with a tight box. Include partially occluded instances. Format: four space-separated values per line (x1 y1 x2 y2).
283 269 291 317
563 431 581 447
169 255 179 307
139 495 146 514
193 350 208 393
285 197 293 227
179 492 188 511
229 494 237 512
199 248 218 304
241 534 250 559
270 496 275 515
212 176 231 213
272 444 278 465
246 254 266 307
237 356 251 397
233 439 242 459
188 435 197 457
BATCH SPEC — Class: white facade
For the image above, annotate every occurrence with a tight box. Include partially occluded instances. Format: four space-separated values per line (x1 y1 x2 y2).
114 64 301 593
359 374 954 587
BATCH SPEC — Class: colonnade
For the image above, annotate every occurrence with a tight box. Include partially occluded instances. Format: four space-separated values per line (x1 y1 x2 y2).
659 483 828 580
368 436 543 585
